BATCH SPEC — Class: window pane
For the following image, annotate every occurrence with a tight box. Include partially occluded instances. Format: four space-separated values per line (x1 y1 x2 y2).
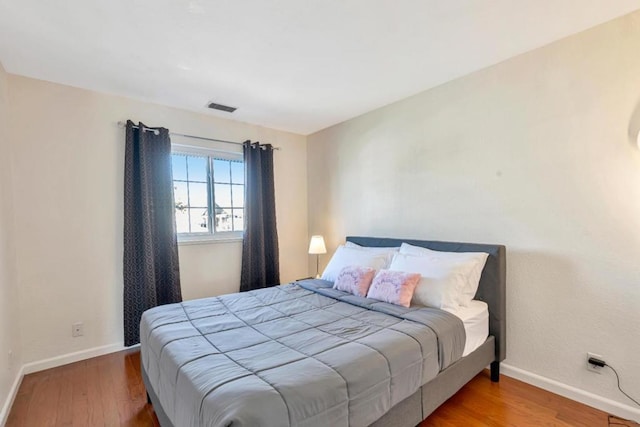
187 156 208 182
173 181 188 207
213 159 231 183
232 208 244 231
231 161 244 184
188 182 208 207
172 154 187 181
189 208 209 233
231 184 244 208
175 208 189 233
172 150 244 236
215 207 232 232
214 183 232 207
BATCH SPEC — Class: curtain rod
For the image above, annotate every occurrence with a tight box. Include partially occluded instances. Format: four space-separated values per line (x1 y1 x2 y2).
117 121 280 150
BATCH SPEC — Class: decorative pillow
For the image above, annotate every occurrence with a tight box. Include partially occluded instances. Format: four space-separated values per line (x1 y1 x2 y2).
344 241 399 268
399 243 489 306
366 269 421 308
321 246 388 282
333 266 376 297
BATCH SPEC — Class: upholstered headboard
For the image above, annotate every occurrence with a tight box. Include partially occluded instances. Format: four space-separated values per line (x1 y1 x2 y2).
346 236 507 363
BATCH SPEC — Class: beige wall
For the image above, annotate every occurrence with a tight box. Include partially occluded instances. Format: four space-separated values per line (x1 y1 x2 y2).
6 75 308 365
308 11 640 415
0 62 21 422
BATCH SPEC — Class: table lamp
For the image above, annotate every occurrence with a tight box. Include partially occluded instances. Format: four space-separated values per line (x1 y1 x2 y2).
308 235 327 278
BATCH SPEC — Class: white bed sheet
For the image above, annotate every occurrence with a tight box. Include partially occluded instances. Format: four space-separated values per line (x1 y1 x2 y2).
444 300 489 357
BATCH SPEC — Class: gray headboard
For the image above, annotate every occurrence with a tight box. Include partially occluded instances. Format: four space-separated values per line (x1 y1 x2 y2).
346 236 506 362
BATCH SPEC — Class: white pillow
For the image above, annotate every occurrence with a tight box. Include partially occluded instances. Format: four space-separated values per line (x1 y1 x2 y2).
388 253 471 309
344 241 399 268
399 243 488 306
321 246 388 282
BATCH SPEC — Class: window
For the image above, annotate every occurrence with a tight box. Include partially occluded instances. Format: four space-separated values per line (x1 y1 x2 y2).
171 146 244 242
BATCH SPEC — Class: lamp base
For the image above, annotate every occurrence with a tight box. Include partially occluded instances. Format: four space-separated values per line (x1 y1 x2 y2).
315 254 321 279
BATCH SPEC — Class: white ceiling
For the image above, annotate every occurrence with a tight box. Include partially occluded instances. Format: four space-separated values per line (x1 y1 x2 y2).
0 1 638 135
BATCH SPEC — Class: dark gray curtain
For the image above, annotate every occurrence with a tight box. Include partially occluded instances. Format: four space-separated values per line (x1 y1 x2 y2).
240 141 280 291
123 120 182 346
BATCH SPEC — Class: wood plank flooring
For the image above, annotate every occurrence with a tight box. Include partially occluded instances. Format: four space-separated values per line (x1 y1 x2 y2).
6 349 637 427
7 349 158 427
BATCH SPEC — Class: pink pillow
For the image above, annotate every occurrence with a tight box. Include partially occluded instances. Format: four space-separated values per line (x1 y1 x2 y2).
333 266 376 297
366 270 421 308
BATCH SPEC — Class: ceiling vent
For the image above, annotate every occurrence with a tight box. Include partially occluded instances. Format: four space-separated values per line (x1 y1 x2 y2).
207 102 237 113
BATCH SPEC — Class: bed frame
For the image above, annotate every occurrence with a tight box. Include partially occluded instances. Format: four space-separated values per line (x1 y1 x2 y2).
348 237 506 426
142 236 506 427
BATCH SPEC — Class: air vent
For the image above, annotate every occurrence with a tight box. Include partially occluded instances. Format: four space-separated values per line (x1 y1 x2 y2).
207 102 237 113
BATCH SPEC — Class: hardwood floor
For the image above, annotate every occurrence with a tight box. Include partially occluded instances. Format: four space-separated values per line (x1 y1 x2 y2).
6 349 637 427
7 349 159 427
421 371 636 427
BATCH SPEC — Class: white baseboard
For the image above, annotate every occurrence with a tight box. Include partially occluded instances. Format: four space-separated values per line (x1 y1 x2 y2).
22 343 137 375
502 363 640 423
0 365 24 427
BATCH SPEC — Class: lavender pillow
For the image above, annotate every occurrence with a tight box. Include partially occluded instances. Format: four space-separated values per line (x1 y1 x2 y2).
333 266 376 297
366 269 421 308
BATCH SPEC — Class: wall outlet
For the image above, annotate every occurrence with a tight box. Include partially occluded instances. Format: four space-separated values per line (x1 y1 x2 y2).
587 352 605 374
7 350 13 369
72 322 84 337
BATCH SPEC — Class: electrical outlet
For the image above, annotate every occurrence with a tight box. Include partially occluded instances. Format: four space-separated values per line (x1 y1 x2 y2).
72 322 84 338
587 352 605 374
7 350 13 369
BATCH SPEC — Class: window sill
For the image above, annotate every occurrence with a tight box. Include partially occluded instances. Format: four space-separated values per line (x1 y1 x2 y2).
177 234 243 246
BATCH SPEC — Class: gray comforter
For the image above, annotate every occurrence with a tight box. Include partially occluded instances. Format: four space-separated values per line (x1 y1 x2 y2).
140 279 465 427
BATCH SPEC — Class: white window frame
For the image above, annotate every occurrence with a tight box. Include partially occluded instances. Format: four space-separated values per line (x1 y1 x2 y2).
172 144 244 245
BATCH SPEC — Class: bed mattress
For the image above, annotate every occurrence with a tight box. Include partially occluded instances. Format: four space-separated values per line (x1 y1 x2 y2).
444 301 489 357
140 279 466 427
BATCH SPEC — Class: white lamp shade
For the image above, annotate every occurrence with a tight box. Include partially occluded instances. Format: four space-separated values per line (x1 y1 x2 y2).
308 235 327 254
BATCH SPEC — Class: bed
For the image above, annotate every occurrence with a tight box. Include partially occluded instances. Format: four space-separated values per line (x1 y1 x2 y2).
140 236 506 426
